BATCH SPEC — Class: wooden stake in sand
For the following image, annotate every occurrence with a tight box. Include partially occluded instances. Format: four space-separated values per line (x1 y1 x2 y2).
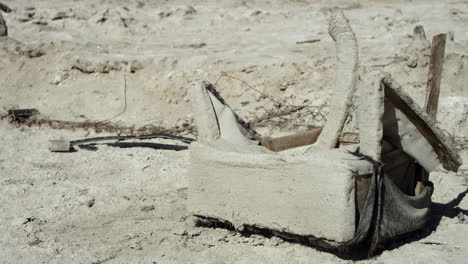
424 33 447 121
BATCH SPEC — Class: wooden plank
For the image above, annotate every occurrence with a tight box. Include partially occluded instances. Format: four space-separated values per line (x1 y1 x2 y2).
339 132 359 145
383 82 461 172
260 128 322 152
424 33 447 121
296 39 320 44
259 129 362 152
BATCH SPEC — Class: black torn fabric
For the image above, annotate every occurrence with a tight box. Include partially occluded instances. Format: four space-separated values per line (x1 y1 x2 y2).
339 152 433 256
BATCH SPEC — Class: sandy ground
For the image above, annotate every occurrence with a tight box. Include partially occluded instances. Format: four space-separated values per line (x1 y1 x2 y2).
0 0 467 263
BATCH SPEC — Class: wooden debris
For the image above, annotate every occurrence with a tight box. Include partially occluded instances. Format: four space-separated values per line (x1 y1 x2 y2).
296 39 320 44
259 130 362 152
339 132 359 145
176 42 206 49
49 140 72 152
7 108 39 122
260 128 322 152
424 33 447 121
383 78 461 172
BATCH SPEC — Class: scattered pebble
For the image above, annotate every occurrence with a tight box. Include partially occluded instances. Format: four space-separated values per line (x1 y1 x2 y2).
129 240 143 250
141 205 155 212
52 11 69 20
87 198 96 207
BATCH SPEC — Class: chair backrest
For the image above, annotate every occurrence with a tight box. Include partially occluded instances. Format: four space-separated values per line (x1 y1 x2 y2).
314 10 359 149
188 81 258 145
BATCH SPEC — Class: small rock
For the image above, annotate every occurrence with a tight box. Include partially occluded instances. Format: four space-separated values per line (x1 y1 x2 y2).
158 11 172 19
17 8 36 23
22 217 37 225
129 60 143 73
87 198 95 208
141 205 155 212
251 10 262 16
27 237 43 246
129 240 143 250
25 47 45 58
95 9 109 23
279 80 294 91
184 6 197 16
186 42 206 49
52 67 69 85
406 58 418 68
448 31 455 41
52 11 69 20
32 19 48 26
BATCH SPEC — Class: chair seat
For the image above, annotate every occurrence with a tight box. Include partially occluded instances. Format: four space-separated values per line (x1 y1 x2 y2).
188 141 374 242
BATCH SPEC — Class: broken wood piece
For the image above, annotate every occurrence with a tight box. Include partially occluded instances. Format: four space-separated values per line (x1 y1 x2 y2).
49 140 72 152
259 129 362 152
296 39 320 44
7 108 39 121
383 76 461 172
424 33 447 121
339 132 359 145
259 128 322 152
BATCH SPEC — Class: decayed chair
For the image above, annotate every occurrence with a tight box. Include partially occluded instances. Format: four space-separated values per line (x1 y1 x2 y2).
187 10 461 256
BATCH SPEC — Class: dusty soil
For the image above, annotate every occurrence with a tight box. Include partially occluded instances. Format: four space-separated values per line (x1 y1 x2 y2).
0 0 467 263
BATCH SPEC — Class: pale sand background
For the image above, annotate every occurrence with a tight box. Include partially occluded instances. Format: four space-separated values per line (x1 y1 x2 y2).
0 0 467 263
